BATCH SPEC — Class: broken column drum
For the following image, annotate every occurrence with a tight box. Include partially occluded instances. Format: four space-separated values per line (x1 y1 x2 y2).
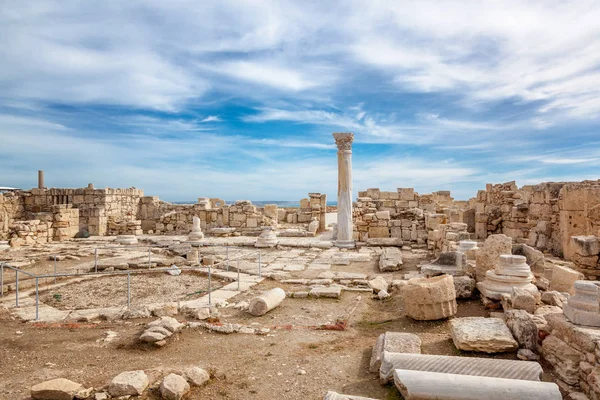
333 132 355 249
402 275 457 320
255 228 278 248
248 288 286 316
188 216 204 241
563 280 600 327
477 254 538 300
457 240 478 253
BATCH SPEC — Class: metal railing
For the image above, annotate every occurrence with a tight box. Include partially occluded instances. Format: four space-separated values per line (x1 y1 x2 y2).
0 245 263 321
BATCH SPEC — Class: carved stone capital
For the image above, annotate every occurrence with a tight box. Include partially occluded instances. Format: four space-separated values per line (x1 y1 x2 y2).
333 132 354 151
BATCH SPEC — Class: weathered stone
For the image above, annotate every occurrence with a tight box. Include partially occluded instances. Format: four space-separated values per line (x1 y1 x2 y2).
421 251 467 277
160 373 190 400
255 228 278 248
188 216 204 241
324 391 378 400
248 288 286 316
368 276 388 293
140 330 166 343
542 291 569 307
542 335 581 385
184 366 210 387
475 234 512 281
393 369 561 400
402 275 457 320
453 276 476 299
379 247 403 272
31 378 84 400
309 286 342 298
505 309 539 351
450 317 518 353
369 332 421 372
517 348 540 361
549 264 584 295
146 316 184 333
108 370 149 397
511 287 537 314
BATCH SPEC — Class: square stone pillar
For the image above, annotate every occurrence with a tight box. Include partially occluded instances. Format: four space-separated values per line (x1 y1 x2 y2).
333 132 355 248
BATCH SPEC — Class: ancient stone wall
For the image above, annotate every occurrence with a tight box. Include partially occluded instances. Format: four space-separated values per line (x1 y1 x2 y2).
0 191 24 240
8 205 79 246
353 188 465 244
469 180 600 258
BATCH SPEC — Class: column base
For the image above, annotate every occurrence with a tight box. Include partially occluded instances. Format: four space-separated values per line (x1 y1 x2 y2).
334 239 355 249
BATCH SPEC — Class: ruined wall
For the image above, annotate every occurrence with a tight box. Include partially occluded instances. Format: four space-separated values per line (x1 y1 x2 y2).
353 188 427 243
469 180 600 258
8 205 79 246
0 191 24 240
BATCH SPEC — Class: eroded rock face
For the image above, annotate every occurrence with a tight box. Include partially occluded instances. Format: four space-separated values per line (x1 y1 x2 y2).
475 234 512 281
31 378 83 400
160 373 190 400
542 335 581 386
450 317 518 353
108 370 149 397
402 275 457 320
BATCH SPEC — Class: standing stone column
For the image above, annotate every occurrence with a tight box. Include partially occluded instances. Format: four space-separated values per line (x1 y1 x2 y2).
333 132 355 248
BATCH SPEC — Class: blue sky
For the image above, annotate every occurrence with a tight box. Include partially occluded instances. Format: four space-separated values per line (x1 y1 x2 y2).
1 1 600 201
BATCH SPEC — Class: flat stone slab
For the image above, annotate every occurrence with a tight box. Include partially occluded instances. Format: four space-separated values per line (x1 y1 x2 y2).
324 391 379 400
31 378 83 400
309 286 342 298
369 332 421 372
450 317 518 353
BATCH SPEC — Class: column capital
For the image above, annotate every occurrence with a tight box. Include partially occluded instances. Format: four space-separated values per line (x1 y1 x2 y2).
333 132 354 151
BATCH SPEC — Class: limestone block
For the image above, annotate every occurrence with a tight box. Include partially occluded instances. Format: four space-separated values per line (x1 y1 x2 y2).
31 378 83 400
379 352 542 383
369 332 421 372
375 210 390 220
379 247 403 272
246 217 258 228
549 264 584 295
542 335 581 385
454 276 476 299
475 234 512 281
109 370 149 397
160 374 190 400
541 291 569 308
511 287 537 314
393 369 561 400
368 276 388 293
309 286 342 298
450 317 518 353
248 288 286 316
402 275 457 320
505 309 539 351
421 251 467 277
184 366 210 387
369 226 389 238
324 391 378 400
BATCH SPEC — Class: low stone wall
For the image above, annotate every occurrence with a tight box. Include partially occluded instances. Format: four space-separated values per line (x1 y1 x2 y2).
8 205 79 246
0 191 24 240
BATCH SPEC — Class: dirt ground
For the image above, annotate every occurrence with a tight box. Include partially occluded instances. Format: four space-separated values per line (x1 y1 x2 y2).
0 278 556 400
37 271 225 310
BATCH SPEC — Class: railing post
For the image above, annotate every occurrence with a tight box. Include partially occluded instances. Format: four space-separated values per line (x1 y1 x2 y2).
258 252 262 278
35 277 39 321
54 256 57 284
15 269 19 307
226 246 229 271
127 272 131 309
208 264 212 306
94 248 98 273
237 260 240 290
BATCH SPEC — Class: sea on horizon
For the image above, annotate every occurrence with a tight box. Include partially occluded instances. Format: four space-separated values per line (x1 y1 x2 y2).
172 200 337 208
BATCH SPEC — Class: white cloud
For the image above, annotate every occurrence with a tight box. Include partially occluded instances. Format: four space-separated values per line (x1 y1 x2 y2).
201 116 221 123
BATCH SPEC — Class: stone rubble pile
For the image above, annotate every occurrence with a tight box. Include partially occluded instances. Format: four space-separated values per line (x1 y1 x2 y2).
139 316 184 346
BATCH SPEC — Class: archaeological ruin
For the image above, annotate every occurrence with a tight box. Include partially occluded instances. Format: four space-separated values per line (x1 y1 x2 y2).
2 132 600 400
